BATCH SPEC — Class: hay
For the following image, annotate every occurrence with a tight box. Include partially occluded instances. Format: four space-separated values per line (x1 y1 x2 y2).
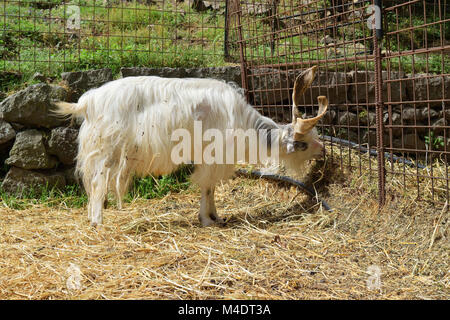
0 146 448 299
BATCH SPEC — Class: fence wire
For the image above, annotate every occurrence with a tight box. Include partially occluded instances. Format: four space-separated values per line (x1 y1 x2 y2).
228 0 450 205
1 0 449 205
1 0 226 91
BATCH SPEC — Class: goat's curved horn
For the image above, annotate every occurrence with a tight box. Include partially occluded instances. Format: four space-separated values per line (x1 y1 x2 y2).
294 96 328 138
292 65 318 124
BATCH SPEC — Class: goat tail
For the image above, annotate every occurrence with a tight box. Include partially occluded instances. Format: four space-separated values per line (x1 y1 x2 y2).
53 101 88 120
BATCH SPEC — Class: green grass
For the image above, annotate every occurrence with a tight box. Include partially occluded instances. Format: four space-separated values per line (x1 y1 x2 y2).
124 164 192 202
233 1 449 74
1 0 448 93
0 183 88 210
0 165 193 209
0 0 226 92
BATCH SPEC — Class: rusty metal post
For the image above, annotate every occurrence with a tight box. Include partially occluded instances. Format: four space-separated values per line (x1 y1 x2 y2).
224 0 231 61
235 2 250 102
374 0 386 206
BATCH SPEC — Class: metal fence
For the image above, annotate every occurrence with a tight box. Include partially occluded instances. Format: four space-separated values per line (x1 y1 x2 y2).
0 0 226 90
2 0 450 206
228 0 450 205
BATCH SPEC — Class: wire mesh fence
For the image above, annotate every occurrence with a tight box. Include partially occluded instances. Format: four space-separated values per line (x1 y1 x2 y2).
0 0 227 91
228 0 450 205
383 0 450 203
1 0 449 206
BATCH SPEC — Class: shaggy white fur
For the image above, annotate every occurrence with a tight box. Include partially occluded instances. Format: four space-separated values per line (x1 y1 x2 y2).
56 68 326 226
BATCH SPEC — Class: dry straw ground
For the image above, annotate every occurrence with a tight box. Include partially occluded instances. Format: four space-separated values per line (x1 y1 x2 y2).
0 146 448 299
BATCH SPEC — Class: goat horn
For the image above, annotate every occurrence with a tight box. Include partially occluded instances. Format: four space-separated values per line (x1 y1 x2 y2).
292 65 318 124
294 96 328 138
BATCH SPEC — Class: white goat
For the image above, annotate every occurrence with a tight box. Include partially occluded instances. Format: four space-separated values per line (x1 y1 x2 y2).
56 66 328 226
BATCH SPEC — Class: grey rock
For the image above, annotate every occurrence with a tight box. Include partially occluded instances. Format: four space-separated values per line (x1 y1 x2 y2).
322 110 336 126
263 107 292 123
348 8 363 21
439 106 450 119
188 0 221 11
426 108 440 119
359 111 376 126
349 71 406 104
203 1 220 10
383 112 402 135
5 130 58 170
61 68 113 102
47 127 79 165
1 167 66 195
0 119 15 145
120 66 242 86
361 130 391 147
185 67 242 86
62 166 79 186
30 1 63 10
405 74 450 107
431 118 449 135
245 3 271 16
0 120 15 158
326 48 344 58
399 107 439 123
362 130 377 146
393 134 426 151
304 71 351 105
31 72 48 83
9 122 26 131
401 107 423 121
249 68 292 106
0 83 68 128
336 129 359 143
120 66 187 78
338 111 358 126
190 0 208 11
320 35 335 45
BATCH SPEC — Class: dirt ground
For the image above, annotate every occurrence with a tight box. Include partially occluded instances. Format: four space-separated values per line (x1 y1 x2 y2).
0 155 448 299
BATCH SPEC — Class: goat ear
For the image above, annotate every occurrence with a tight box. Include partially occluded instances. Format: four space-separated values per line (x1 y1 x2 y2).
292 65 318 124
294 96 328 137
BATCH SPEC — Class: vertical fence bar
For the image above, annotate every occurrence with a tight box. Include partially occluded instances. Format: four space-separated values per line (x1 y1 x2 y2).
224 0 230 60
374 0 386 206
236 1 249 102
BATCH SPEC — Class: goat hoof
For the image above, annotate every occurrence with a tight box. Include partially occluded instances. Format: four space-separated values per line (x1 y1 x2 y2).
201 219 215 227
215 217 226 226
199 216 226 227
90 217 103 227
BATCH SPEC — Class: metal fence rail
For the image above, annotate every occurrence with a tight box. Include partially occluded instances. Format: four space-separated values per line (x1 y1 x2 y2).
228 0 450 205
1 0 449 206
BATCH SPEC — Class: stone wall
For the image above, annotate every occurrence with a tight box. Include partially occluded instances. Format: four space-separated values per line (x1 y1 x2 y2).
0 67 241 194
248 69 450 151
0 66 448 194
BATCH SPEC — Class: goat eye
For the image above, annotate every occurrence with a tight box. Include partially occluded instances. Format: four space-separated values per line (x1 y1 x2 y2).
294 141 308 151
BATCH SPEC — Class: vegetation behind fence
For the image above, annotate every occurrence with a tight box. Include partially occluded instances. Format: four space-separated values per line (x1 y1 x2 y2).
1 0 227 91
228 0 450 205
